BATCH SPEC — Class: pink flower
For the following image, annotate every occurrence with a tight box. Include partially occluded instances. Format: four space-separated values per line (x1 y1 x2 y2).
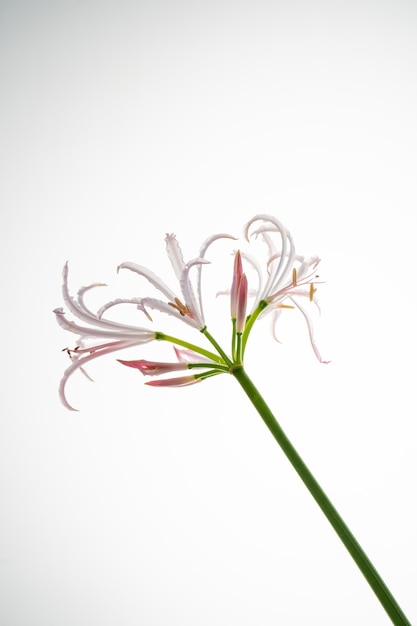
55 232 234 409
243 214 328 363
117 232 234 330
55 214 327 409
54 263 156 410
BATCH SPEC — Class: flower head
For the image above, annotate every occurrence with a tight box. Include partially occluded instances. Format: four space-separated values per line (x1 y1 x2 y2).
117 232 234 330
54 263 157 410
242 214 328 363
55 232 234 409
55 215 327 409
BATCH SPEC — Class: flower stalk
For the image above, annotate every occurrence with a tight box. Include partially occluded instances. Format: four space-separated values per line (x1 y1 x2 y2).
232 366 412 626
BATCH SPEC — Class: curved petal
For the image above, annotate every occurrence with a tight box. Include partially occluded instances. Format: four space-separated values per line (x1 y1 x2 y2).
244 215 296 300
288 297 330 364
180 258 210 328
173 347 214 364
196 233 236 321
54 308 155 341
61 265 150 333
165 233 186 281
96 298 146 320
117 262 177 301
59 338 148 410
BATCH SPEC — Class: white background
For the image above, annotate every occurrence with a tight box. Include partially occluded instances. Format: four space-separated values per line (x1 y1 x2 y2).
1 1 416 624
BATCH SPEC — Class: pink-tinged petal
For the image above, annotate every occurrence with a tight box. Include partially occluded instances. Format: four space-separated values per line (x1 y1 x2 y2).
146 375 201 387
236 273 248 333
118 359 188 376
59 338 148 410
173 347 214 364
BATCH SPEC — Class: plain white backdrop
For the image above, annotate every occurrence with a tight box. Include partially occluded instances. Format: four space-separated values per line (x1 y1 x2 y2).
1 1 416 624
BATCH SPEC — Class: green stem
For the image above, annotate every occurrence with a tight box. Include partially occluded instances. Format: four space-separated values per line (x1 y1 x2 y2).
231 318 237 362
232 366 412 626
188 363 229 372
202 329 234 367
236 332 243 365
241 300 267 357
155 332 224 364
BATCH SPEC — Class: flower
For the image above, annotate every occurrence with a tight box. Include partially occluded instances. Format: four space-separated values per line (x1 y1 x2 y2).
55 215 327 409
54 263 157 410
55 232 234 409
243 214 328 363
117 232 234 330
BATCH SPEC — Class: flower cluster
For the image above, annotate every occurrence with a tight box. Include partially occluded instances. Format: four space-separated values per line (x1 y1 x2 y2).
55 214 326 409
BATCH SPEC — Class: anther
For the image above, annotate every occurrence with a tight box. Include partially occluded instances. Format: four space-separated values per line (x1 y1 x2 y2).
292 268 297 286
309 284 317 301
168 298 194 318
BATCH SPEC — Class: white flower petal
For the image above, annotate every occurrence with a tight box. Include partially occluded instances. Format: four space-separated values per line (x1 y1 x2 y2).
61 265 148 333
96 298 145 319
117 262 177 301
138 296 199 327
244 214 296 300
179 258 210 328
165 233 186 281
288 297 329 364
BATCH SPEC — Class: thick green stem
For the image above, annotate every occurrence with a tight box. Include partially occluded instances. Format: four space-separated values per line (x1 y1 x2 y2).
232 366 412 626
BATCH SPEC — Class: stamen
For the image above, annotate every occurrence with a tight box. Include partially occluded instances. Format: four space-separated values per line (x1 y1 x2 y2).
309 283 317 301
292 268 297 286
62 346 80 360
168 298 194 318
277 304 295 309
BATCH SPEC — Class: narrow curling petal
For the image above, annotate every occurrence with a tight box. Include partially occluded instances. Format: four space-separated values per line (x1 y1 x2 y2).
165 233 187 281
118 262 177 301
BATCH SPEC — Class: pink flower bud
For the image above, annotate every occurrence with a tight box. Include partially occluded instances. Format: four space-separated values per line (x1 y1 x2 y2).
231 251 243 318
118 359 188 376
146 375 200 387
236 273 248 333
